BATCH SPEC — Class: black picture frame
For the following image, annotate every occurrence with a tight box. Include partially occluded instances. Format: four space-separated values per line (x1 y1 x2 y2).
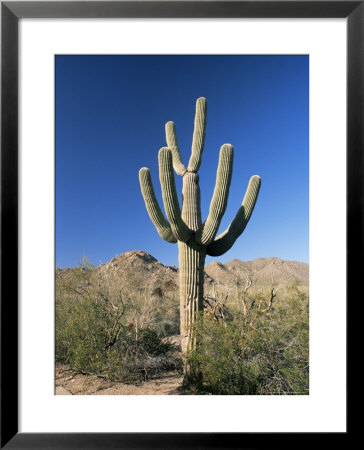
1 1 357 448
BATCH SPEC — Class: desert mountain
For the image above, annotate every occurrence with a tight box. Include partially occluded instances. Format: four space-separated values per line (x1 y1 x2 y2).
205 257 309 288
57 250 308 299
98 250 179 295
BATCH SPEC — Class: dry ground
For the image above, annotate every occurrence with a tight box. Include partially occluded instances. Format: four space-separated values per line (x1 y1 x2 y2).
55 364 185 395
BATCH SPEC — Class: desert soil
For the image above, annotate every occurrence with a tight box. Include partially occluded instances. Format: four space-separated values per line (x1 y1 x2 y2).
55 364 184 395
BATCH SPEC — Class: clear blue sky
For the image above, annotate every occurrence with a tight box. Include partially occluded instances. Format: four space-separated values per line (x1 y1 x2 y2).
56 55 308 268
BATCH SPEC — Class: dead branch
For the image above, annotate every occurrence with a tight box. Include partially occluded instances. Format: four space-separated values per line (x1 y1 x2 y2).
260 288 276 313
241 276 252 316
204 296 234 322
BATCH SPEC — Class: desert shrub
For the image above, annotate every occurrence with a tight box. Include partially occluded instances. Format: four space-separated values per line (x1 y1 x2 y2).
189 284 309 395
56 294 179 381
55 261 181 382
137 328 172 356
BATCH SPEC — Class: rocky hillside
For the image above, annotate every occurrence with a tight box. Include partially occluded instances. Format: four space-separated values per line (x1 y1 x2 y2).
99 250 179 294
205 257 309 288
57 251 308 300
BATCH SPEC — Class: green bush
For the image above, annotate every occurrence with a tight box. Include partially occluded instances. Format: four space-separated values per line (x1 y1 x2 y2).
189 284 309 395
56 294 179 381
55 263 181 382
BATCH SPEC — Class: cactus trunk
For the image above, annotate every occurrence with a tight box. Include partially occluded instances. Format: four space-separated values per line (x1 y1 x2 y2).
179 171 204 384
178 239 205 384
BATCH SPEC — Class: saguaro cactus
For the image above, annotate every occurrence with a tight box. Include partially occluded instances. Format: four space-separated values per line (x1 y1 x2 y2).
139 98 261 385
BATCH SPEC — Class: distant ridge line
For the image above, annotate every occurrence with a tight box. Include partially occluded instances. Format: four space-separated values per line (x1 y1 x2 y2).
57 250 309 288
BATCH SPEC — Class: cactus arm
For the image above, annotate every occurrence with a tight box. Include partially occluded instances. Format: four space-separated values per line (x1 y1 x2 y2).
158 147 192 242
165 121 187 176
195 144 234 246
138 167 177 243
187 97 207 173
206 175 261 256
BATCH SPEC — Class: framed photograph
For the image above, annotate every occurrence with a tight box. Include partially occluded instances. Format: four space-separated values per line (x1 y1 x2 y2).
2 1 357 447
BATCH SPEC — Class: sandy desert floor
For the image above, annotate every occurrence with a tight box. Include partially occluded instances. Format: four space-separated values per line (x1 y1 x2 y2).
55 364 185 395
